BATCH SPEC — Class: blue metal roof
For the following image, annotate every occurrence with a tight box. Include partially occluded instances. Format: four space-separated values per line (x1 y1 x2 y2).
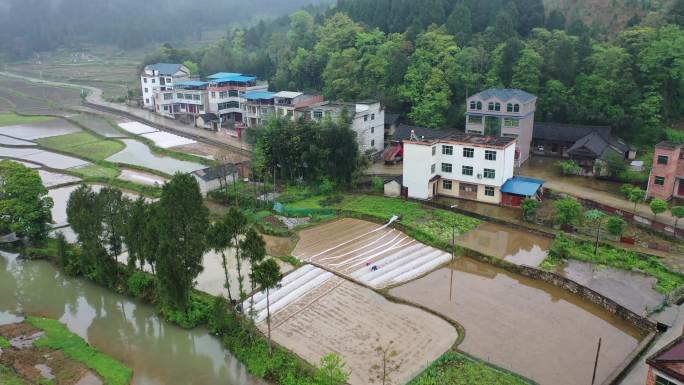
475 88 537 103
175 80 208 87
500 176 545 196
212 75 257 83
147 63 183 76
207 72 241 79
243 91 275 100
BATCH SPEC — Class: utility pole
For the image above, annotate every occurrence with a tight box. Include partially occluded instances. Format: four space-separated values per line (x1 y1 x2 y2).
450 225 455 301
591 337 602 385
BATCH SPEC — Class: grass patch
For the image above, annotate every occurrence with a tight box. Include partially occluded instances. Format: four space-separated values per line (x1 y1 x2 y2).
408 351 533 385
0 335 10 349
0 112 53 127
0 364 25 385
71 164 119 179
37 132 124 161
339 195 481 241
26 316 132 385
545 233 684 293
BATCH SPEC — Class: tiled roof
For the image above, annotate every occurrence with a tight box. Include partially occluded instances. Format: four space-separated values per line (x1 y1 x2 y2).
473 88 537 103
146 63 184 76
648 335 684 382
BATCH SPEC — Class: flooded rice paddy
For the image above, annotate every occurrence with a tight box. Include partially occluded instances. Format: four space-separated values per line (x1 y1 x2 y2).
38 169 81 188
69 114 127 138
0 147 90 169
141 131 195 149
0 119 81 140
558 260 665 314
0 251 261 385
247 266 457 385
455 222 552 267
389 257 643 385
0 134 35 146
106 139 205 175
118 122 158 135
293 218 452 288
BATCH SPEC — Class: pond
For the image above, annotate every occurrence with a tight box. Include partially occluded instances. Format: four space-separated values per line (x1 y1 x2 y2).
0 250 262 385
106 139 205 175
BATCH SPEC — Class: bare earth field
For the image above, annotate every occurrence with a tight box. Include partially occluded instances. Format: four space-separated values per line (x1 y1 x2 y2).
293 218 452 288
257 273 457 385
389 258 643 385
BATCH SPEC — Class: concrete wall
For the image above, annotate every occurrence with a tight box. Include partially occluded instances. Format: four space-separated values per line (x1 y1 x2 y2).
648 145 682 200
352 103 384 153
384 181 401 197
403 142 433 199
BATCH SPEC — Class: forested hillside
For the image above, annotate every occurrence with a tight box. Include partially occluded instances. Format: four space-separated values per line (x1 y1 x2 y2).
145 0 684 146
0 0 333 59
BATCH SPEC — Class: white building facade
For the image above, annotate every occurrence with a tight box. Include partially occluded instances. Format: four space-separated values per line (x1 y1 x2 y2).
465 88 536 165
141 63 192 110
403 134 517 204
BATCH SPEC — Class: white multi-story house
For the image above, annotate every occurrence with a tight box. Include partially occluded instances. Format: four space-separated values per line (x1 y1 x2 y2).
297 101 385 154
403 133 517 204
273 91 324 119
241 91 276 128
141 63 191 109
206 72 268 123
465 88 537 164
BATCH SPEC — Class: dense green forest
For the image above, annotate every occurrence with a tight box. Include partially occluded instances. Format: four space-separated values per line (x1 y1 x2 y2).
143 0 684 146
0 0 333 58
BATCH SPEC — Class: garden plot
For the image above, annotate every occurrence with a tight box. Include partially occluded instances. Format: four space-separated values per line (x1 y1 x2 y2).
246 267 457 385
0 119 81 140
0 135 35 146
0 147 90 170
118 121 158 135
293 218 452 288
141 131 195 148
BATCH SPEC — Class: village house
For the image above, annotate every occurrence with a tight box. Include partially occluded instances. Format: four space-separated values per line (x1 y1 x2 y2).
191 161 251 197
240 91 276 128
140 63 192 111
646 334 684 385
273 91 324 119
647 141 684 201
297 100 385 154
465 88 537 165
206 72 268 125
402 133 516 203
532 122 636 173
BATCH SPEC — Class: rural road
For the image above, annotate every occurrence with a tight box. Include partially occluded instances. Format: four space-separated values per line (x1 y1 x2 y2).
0 71 253 155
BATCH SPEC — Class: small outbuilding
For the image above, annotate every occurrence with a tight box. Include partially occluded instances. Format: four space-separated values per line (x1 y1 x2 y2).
191 161 251 197
196 113 220 131
500 176 545 207
384 175 403 198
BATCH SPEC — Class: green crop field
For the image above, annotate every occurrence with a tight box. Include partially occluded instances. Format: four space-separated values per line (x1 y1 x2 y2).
0 112 54 127
37 132 125 161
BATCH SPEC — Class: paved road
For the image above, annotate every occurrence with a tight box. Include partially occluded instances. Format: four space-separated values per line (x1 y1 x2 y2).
0 71 253 155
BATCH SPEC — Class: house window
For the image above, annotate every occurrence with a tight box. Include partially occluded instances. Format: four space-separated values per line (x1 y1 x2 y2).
432 146 436 156
431 164 436 174
371 113 375 120
194 95 200 100
468 115 482 124
144 78 148 83
655 376 677 385
506 103 513 112
441 163 452 173
655 176 665 185
364 115 368 122
184 94 192 100
163 105 168 111
151 78 155 83
484 186 495 196
504 118 520 127
219 91 228 99
177 93 183 99
476 101 482 110
371 127 374 134
495 103 501 111
514 104 520 112
371 139 375 147
463 148 474 158
211 91 216 98
462 165 473 176
443 180 452 190
488 102 494 111
166 77 172 83
484 168 495 179
313 111 323 119
145 98 149 104
470 101 476 109
657 155 669 165
229 90 239 97
485 150 496 161
442 145 453 155
163 93 172 100
144 88 148 93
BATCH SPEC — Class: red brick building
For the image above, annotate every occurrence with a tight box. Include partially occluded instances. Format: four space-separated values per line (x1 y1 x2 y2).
648 141 684 201
646 334 684 385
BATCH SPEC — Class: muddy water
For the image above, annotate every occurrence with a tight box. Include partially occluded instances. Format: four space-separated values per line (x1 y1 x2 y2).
0 251 261 385
456 222 552 267
107 139 205 175
389 257 643 385
521 156 624 195
558 260 665 314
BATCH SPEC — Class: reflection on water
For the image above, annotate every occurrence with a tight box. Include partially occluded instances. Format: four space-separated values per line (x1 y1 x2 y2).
389 257 643 385
456 222 552 267
0 251 261 385
107 139 205 175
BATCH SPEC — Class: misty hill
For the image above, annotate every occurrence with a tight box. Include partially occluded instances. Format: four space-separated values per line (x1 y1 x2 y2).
0 0 333 59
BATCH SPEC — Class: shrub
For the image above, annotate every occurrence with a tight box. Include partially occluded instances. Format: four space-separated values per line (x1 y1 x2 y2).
557 160 582 175
554 197 582 225
521 198 540 221
160 293 213 329
605 216 626 237
319 178 336 195
371 177 384 193
319 194 343 206
126 271 154 298
650 198 668 219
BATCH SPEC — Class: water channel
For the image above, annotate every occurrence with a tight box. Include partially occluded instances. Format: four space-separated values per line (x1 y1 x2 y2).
0 250 262 385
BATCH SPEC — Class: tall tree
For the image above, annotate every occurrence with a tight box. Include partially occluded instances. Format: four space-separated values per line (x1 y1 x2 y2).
123 196 148 270
208 215 236 303
225 206 248 307
0 160 53 242
251 258 283 356
156 173 209 313
446 2 472 46
241 227 267 317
